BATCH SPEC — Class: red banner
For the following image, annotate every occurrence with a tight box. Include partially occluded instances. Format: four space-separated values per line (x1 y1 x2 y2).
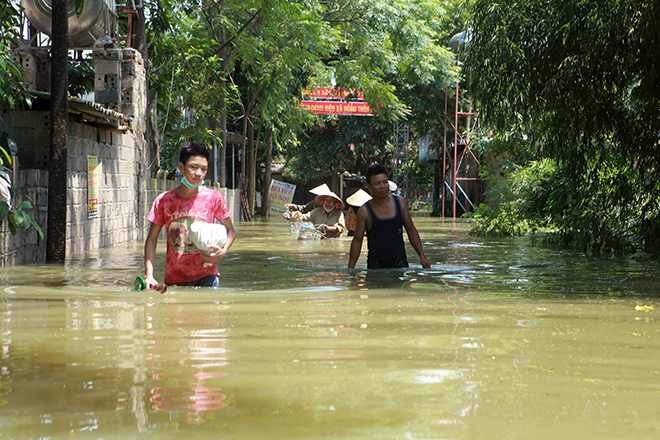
303 87 365 100
299 100 373 116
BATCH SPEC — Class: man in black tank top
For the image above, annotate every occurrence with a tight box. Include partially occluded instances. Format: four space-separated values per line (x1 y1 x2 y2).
348 164 431 269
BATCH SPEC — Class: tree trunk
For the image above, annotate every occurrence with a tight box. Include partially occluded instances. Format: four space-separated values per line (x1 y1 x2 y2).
240 117 247 178
432 161 441 217
134 7 159 178
146 97 159 176
46 0 68 262
132 6 159 178
206 117 218 183
262 126 273 217
218 31 228 188
247 118 255 216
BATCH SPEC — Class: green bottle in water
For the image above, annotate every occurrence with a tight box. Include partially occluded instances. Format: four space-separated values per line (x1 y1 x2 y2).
134 276 147 291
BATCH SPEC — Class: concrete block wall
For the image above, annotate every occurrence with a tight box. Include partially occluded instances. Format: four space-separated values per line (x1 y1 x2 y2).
405 189 434 211
216 185 242 225
0 159 48 265
0 149 241 266
94 47 123 112
1 110 241 266
66 121 148 255
1 109 51 170
120 48 146 123
11 41 50 92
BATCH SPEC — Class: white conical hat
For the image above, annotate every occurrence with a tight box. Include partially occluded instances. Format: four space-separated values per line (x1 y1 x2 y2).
388 180 397 192
346 189 372 207
313 185 345 211
309 183 331 195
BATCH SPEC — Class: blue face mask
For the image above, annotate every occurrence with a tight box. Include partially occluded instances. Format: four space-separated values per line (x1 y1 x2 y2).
181 176 203 189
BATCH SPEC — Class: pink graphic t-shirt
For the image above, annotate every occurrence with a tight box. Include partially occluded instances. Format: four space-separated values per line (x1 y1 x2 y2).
147 186 231 284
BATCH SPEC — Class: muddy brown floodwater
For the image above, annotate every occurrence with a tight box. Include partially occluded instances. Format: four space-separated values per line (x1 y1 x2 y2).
0 217 659 439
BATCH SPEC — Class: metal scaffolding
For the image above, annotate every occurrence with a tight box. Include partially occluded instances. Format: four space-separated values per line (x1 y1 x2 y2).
442 59 481 219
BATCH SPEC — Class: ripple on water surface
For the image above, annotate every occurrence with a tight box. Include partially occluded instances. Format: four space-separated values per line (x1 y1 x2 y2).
0 219 659 439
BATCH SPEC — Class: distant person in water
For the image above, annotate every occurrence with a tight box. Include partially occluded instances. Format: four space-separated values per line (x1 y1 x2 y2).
344 189 372 237
284 186 346 238
143 141 237 288
285 183 331 214
348 164 431 269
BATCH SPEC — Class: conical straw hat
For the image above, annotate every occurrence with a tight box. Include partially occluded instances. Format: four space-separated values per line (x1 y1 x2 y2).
346 189 372 207
314 186 345 211
309 183 331 195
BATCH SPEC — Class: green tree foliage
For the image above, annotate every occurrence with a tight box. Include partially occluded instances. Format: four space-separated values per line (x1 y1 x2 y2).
470 159 559 236
68 57 95 98
145 0 333 171
0 1 32 110
284 116 391 182
466 0 660 255
144 0 467 203
145 0 237 168
0 0 43 239
290 0 465 180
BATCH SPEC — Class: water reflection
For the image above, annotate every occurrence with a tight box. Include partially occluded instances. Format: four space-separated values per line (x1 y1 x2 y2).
146 302 232 427
0 219 659 438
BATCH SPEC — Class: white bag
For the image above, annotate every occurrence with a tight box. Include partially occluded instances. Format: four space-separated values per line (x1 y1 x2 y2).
298 221 323 240
189 222 227 252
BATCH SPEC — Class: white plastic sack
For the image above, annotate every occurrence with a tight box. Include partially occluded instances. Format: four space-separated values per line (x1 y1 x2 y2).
189 222 227 252
290 219 302 236
0 171 11 205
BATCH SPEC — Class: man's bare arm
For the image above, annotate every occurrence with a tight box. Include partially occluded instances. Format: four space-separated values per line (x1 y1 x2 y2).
400 197 431 268
348 206 368 268
144 222 163 287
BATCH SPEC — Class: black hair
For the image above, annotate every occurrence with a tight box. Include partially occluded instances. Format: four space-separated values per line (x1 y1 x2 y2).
365 163 389 184
179 141 210 165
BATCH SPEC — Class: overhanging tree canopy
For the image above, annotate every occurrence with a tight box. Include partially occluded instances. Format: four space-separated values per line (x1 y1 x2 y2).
466 0 660 254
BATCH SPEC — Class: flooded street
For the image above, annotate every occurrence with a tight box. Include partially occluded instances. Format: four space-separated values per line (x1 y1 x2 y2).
1 217 659 439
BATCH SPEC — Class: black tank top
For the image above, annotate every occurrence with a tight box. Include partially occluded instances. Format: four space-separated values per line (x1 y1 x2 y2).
365 195 408 269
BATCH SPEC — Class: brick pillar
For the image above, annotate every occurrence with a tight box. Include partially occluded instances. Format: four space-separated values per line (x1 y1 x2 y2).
120 48 146 122
93 47 122 112
10 42 36 90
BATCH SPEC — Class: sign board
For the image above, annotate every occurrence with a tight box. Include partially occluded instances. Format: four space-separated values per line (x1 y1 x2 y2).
299 86 372 116
269 179 296 217
87 155 99 218
419 133 433 164
299 100 372 116
303 87 365 100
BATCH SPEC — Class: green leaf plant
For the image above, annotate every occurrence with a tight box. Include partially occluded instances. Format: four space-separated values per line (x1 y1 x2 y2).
0 0 43 240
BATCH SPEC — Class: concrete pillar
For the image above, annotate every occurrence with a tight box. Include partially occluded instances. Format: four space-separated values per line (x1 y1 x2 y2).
93 46 122 112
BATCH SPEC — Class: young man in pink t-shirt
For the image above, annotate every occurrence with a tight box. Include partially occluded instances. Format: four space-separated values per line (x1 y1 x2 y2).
143 142 237 288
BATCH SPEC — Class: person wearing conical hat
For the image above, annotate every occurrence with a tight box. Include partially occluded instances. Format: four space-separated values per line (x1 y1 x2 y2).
388 180 398 194
295 187 346 238
284 183 330 214
345 189 372 237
